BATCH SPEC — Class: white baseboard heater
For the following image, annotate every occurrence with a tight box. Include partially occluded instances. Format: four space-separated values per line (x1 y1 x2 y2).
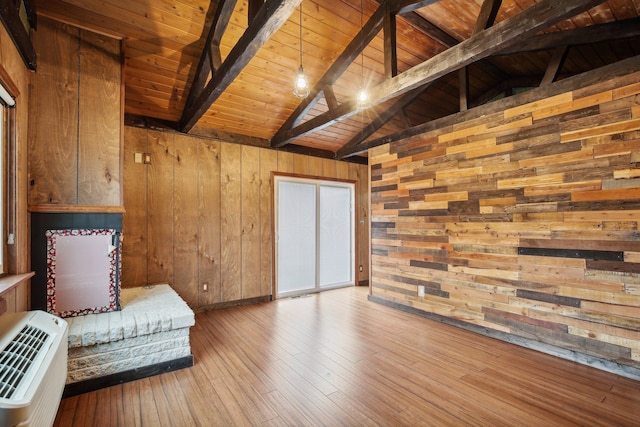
0 311 68 427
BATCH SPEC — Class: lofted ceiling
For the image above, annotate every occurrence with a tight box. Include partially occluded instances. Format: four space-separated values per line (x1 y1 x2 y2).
35 0 640 163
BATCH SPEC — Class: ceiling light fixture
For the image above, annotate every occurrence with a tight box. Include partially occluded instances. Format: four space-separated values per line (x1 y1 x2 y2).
356 0 368 108
293 2 310 99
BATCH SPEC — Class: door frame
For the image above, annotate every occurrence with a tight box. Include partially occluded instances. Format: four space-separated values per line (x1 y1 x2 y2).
272 172 357 299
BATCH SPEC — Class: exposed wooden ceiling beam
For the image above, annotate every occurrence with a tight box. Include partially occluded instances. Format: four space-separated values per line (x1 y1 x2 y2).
497 17 640 56
471 17 640 106
36 0 137 38
336 83 432 159
272 3 462 150
389 0 440 15
0 0 37 69
277 144 367 164
273 0 607 148
460 0 502 111
400 4 509 95
399 110 412 128
470 76 540 108
540 47 568 86
473 0 502 33
458 67 469 111
399 12 459 48
248 0 265 24
179 0 301 133
125 113 271 148
323 86 339 111
182 0 238 120
377 0 459 49
346 54 640 157
125 113 367 163
211 1 237 54
384 11 398 78
271 5 386 148
275 100 362 146
371 0 606 106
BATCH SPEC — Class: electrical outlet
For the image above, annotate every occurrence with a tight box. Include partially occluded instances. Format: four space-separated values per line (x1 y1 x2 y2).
134 152 143 163
417 285 425 297
202 282 209 292
359 265 363 272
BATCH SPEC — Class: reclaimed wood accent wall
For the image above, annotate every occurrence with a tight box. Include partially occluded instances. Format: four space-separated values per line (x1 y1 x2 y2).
370 59 640 372
123 127 369 310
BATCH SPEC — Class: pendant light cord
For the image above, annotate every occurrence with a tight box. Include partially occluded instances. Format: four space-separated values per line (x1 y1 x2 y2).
357 0 367 108
360 0 364 80
299 3 303 66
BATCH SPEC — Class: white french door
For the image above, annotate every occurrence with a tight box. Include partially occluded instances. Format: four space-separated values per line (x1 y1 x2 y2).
275 175 355 298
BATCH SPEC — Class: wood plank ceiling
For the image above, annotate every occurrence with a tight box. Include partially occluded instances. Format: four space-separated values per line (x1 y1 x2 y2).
35 0 640 163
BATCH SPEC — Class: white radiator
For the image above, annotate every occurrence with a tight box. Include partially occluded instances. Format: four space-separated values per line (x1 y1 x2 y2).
0 311 68 427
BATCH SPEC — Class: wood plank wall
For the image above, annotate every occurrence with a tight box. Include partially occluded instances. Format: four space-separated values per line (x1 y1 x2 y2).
0 20 34 311
28 17 122 207
123 127 369 310
369 60 640 372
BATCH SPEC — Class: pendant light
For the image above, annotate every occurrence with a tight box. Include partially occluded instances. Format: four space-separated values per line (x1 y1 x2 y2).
293 2 310 99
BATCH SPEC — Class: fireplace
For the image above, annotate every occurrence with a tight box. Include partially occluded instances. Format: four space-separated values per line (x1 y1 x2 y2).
31 213 122 317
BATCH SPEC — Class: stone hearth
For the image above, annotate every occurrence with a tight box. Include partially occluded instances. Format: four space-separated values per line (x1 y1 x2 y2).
63 284 194 394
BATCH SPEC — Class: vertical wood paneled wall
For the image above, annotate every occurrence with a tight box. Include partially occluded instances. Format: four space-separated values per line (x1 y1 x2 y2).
370 60 640 372
28 17 122 207
0 21 33 311
123 127 369 310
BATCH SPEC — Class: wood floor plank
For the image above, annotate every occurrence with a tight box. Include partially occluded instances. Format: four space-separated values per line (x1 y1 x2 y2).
292 345 414 423
264 356 365 426
468 366 638 426
458 373 583 427
54 286 640 426
367 350 546 426
600 392 640 424
121 380 143 427
219 374 279 424
109 385 126 426
200 318 280 395
73 391 97 426
154 373 198 426
610 377 640 401
494 349 614 399
146 375 176 427
182 370 235 426
325 390 387 427
261 390 314 426
209 377 255 426
93 388 114 427
53 395 77 427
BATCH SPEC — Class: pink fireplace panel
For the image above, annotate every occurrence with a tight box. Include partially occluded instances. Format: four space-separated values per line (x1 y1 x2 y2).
46 229 121 318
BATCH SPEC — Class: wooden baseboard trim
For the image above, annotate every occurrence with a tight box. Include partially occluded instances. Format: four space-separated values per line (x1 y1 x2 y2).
368 294 640 381
62 355 194 398
195 295 272 312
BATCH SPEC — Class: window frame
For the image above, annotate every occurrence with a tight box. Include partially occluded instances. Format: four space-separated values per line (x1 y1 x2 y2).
0 78 17 277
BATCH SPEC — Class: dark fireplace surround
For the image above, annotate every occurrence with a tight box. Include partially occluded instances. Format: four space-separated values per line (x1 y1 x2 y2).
31 213 123 316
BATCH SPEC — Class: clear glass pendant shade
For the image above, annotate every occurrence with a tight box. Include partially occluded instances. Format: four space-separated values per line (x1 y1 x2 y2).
294 65 310 99
357 87 368 108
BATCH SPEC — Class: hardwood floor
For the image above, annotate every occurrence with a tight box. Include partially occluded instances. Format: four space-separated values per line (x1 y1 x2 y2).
54 286 640 426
